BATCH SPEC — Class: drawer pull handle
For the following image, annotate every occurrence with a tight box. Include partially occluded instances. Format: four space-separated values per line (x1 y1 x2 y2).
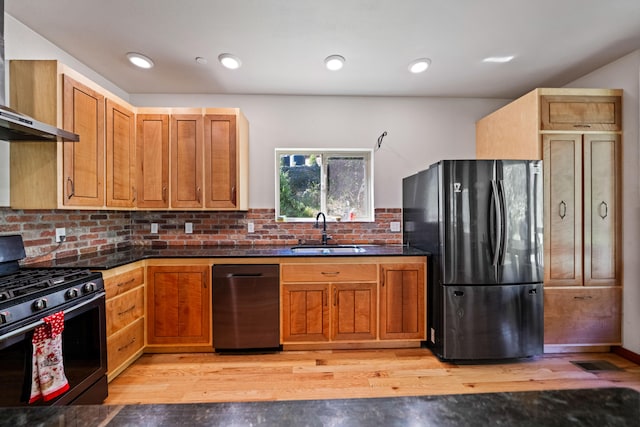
573 295 593 300
573 124 592 128
118 305 137 316
117 278 136 287
118 337 136 352
321 271 340 276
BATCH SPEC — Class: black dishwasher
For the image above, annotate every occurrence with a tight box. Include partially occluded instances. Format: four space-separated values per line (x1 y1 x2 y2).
212 264 280 351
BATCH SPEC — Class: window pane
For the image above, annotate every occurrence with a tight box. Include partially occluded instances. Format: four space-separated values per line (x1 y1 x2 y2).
278 153 321 218
327 156 367 220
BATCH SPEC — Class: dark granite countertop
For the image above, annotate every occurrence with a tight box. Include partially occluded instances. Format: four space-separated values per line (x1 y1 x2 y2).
25 244 428 270
0 387 637 426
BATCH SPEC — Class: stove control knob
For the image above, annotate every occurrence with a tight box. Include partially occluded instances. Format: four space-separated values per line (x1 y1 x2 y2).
82 282 96 294
0 311 11 325
65 288 80 299
33 298 48 311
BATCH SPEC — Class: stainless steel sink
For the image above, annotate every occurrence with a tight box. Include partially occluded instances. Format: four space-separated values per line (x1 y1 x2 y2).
290 244 366 254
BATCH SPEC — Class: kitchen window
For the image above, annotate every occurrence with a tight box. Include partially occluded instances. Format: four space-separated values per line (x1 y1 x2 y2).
275 149 374 222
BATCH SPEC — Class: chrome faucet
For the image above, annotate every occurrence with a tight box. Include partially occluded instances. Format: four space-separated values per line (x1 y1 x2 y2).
315 212 332 245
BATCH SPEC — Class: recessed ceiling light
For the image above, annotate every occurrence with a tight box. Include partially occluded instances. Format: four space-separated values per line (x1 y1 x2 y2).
408 58 431 73
482 56 515 63
324 55 345 71
218 53 242 69
126 52 154 69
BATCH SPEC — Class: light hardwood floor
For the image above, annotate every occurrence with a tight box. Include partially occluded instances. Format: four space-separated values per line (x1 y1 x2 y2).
104 349 640 405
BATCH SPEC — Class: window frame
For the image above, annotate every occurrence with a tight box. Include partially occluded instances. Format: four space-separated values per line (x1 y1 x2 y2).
275 148 375 222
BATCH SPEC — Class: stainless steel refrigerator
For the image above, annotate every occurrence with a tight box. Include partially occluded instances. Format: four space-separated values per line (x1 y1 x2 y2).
403 160 544 361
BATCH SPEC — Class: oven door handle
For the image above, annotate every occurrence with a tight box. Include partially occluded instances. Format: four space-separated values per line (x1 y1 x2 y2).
0 292 105 343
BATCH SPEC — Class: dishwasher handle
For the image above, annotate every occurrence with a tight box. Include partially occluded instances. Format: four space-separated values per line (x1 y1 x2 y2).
228 273 264 277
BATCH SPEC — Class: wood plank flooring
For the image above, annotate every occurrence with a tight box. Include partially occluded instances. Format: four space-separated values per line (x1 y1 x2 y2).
104 349 640 405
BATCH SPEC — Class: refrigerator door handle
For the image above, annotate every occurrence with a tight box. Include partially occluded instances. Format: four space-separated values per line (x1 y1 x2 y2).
490 179 502 267
498 179 508 266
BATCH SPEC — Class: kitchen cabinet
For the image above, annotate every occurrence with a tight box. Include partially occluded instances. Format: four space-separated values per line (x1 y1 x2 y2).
136 113 170 208
379 263 426 340
9 60 136 210
62 75 105 207
9 60 250 211
171 113 203 208
281 262 377 343
146 265 211 349
476 88 622 349
203 111 249 210
103 263 145 382
106 99 136 207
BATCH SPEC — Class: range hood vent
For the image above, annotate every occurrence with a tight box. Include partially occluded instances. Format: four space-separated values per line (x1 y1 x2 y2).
0 0 79 142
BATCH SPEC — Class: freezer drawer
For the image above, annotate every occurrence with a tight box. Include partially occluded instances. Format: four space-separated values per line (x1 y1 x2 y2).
440 284 543 360
212 264 280 351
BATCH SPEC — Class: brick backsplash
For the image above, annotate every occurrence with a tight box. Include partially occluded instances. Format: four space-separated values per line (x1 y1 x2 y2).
0 208 133 262
131 208 402 247
0 208 402 261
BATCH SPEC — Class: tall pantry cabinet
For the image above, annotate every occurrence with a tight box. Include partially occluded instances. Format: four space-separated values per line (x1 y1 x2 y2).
476 88 622 351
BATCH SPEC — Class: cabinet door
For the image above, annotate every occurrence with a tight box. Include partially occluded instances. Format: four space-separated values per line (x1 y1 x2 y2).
136 114 169 208
379 263 425 340
281 284 330 342
543 135 583 286
204 114 237 209
540 95 621 131
584 134 620 286
171 114 203 208
147 266 210 345
106 99 136 207
62 75 105 206
331 283 377 341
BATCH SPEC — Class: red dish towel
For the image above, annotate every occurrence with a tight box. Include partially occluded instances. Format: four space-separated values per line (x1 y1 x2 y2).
29 311 70 403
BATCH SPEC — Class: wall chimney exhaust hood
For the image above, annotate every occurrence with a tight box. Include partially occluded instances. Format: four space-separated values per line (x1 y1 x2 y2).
0 0 79 142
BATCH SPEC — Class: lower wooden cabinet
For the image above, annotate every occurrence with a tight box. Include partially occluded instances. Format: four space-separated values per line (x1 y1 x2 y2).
103 263 145 382
146 265 211 347
281 283 330 342
544 287 621 346
379 263 426 340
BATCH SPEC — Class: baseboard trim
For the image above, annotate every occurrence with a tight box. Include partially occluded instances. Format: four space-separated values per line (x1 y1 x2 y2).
612 346 640 364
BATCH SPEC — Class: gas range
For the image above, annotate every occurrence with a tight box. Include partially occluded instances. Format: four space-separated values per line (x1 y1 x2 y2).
0 235 104 337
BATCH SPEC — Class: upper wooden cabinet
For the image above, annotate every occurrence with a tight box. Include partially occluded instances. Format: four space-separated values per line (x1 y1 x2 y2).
136 113 170 209
9 60 250 211
540 95 621 131
203 110 249 210
106 99 136 208
476 88 622 160
171 114 203 209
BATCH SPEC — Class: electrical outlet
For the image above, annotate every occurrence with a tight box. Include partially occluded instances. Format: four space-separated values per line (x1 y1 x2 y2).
55 227 66 243
248 222 255 233
390 221 401 232
185 222 193 234
151 223 158 234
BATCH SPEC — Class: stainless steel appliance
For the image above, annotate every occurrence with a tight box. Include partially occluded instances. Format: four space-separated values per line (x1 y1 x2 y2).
0 235 107 405
212 264 280 351
403 160 544 361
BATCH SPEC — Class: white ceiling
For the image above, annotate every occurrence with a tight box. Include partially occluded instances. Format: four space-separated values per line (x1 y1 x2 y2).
6 0 640 98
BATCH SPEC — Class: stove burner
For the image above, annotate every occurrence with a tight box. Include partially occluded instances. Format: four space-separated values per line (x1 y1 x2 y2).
0 269 97 303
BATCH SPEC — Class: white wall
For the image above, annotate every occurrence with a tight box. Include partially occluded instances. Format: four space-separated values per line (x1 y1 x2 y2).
130 94 507 207
565 50 640 355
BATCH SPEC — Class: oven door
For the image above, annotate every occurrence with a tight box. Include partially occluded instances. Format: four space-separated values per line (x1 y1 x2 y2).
0 292 107 406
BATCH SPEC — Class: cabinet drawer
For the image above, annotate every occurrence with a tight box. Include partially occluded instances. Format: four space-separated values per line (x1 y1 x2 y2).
107 317 144 375
104 267 144 299
281 263 377 282
540 95 621 131
544 287 621 345
106 286 144 335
